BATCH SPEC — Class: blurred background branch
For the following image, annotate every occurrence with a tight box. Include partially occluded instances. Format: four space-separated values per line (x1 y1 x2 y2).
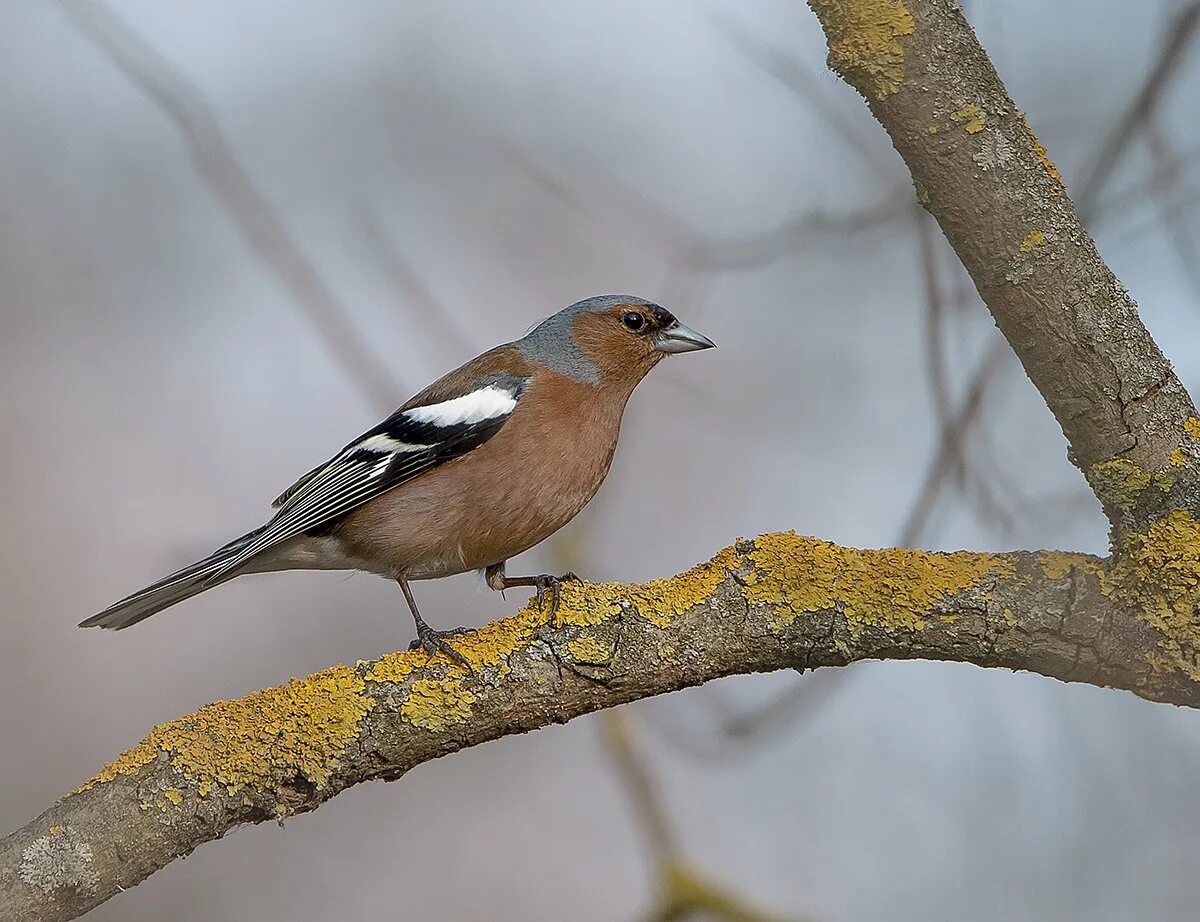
603 711 801 922
60 0 401 409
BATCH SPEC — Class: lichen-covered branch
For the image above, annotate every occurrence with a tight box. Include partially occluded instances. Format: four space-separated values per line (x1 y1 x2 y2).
806 0 1198 526
3 534 1199 921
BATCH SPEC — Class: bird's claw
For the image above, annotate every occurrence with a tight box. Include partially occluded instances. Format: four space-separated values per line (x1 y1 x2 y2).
409 624 471 668
533 572 582 622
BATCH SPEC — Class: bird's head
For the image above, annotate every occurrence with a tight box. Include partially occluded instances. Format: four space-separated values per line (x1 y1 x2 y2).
518 295 715 389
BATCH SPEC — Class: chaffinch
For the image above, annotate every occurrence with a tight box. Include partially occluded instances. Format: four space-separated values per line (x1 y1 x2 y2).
82 295 715 661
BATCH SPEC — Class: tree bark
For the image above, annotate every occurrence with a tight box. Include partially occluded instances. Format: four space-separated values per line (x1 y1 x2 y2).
2 538 1193 921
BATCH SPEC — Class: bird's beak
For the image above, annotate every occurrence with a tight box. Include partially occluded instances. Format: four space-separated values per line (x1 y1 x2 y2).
653 321 716 354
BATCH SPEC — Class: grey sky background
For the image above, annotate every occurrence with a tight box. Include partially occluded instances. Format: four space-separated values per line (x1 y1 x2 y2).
4 1 1200 919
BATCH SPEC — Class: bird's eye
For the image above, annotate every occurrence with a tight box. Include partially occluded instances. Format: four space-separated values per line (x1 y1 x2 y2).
621 311 646 332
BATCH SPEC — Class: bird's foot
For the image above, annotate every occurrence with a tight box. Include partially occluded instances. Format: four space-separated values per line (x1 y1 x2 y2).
408 622 471 668
485 565 583 624
530 571 582 623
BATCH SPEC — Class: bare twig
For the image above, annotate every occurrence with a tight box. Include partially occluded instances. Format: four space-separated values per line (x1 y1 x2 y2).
1145 121 1200 301
713 10 897 180
352 206 476 357
684 195 908 273
639 669 853 763
60 0 400 410
602 712 679 863
897 338 1008 547
603 711 807 922
1074 1 1200 218
916 209 959 480
1091 139 1200 225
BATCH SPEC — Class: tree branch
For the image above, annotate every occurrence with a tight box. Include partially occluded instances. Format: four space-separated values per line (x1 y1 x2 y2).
805 0 1198 526
2 535 1197 920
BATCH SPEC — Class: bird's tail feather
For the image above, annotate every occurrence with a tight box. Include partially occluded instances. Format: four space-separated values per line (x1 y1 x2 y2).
79 526 267 630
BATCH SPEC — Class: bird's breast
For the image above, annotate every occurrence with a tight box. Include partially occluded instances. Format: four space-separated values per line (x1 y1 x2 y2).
334 371 627 580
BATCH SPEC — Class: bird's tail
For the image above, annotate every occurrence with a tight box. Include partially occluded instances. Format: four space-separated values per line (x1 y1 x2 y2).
79 526 267 630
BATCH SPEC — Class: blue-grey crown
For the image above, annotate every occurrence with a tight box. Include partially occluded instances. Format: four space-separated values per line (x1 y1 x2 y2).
516 295 658 384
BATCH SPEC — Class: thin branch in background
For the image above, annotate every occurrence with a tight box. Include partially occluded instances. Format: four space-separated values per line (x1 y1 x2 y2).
715 669 846 744
959 430 1024 538
501 137 909 278
601 711 803 922
914 212 1021 538
712 11 897 181
1091 138 1200 226
1145 120 1200 301
60 0 401 411
916 209 959 479
352 206 476 357
1074 0 1200 218
639 668 853 763
603 712 678 862
496 139 694 266
683 195 909 273
897 339 1009 548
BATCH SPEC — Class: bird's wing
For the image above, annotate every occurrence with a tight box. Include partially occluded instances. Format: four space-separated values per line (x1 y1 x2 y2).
209 371 528 580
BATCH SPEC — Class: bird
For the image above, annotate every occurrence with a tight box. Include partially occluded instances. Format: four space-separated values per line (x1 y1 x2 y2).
81 295 715 661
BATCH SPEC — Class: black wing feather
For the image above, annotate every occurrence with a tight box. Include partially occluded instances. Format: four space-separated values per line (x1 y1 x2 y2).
211 378 525 580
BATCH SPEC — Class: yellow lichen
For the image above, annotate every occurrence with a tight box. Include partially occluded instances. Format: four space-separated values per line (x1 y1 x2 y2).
1186 417 1200 441
951 104 986 134
550 545 741 630
1019 230 1045 253
366 548 737 682
1039 551 1104 581
810 0 915 100
629 546 741 627
1088 458 1152 515
567 634 614 664
400 679 476 731
1171 448 1186 467
366 604 550 681
743 532 1012 635
81 664 371 796
1105 511 1200 682
1020 115 1064 188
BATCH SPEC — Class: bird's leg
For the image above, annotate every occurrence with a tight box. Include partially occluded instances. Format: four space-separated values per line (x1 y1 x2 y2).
485 562 582 620
399 578 469 667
